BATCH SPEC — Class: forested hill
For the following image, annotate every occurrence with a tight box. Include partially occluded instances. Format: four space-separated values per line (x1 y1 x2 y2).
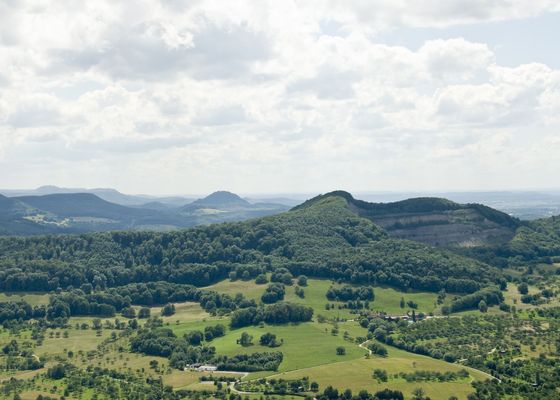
0 194 57 236
296 191 521 247
0 194 28 219
187 191 250 208
0 193 501 294
298 191 560 268
15 193 153 220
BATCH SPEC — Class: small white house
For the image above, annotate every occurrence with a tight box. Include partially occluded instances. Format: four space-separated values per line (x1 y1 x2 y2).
197 365 217 372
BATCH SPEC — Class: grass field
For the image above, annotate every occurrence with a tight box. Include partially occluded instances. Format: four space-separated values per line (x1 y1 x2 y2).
210 277 449 320
35 328 111 357
149 301 212 323
0 278 489 399
273 345 489 400
204 279 267 301
289 279 449 317
211 321 365 373
0 292 50 306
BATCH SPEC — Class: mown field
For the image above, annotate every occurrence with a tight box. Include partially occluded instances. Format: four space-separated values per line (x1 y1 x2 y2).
273 346 489 399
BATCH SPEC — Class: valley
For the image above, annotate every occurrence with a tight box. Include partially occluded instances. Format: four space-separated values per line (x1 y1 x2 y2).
0 278 492 400
0 191 559 399
4 2 560 399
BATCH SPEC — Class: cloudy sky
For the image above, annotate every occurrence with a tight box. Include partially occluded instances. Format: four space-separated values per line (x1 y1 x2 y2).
1 1 560 195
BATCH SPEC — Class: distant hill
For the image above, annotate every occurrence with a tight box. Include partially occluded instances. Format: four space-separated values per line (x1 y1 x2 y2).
0 191 289 235
14 193 152 220
178 191 289 225
0 194 28 219
297 191 522 247
189 191 251 208
0 194 66 235
357 190 560 220
0 186 193 207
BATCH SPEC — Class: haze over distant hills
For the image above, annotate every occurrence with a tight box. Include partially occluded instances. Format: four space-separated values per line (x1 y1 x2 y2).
0 186 194 207
1 186 560 236
3 186 560 220
0 190 290 235
357 191 560 220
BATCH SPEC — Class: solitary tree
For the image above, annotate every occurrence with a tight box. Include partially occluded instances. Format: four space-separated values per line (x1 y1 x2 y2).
92 319 102 330
161 303 175 316
518 282 529 295
138 307 151 319
255 274 268 284
412 387 425 400
186 330 203 346
238 332 253 346
336 346 346 355
121 307 136 319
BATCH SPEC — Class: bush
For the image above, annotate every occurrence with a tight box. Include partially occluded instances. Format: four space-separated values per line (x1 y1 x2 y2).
255 274 268 284
47 363 67 380
161 303 175 316
121 307 136 319
518 283 529 295
260 332 281 347
138 307 151 319
261 283 286 304
373 368 388 382
368 342 388 357
238 332 253 346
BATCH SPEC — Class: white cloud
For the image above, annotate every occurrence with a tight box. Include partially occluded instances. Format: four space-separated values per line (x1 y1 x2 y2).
435 63 560 127
192 105 249 126
1 1 559 193
319 0 560 30
420 38 494 81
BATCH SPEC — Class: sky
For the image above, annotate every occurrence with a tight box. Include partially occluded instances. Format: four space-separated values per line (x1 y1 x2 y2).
1 1 560 195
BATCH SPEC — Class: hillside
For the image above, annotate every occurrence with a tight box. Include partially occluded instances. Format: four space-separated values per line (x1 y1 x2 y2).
298 191 521 247
2 190 557 270
0 191 501 294
0 194 29 219
14 193 152 220
0 194 67 235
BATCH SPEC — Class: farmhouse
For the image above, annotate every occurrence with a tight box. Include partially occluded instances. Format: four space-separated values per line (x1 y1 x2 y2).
197 365 218 372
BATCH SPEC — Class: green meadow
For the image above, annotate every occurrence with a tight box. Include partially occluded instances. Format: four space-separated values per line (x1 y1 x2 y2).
0 277 491 399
